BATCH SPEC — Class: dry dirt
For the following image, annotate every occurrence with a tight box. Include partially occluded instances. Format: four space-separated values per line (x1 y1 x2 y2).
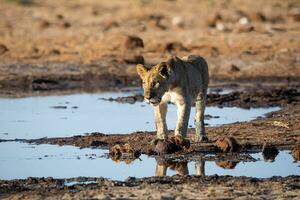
0 0 299 96
1 0 300 199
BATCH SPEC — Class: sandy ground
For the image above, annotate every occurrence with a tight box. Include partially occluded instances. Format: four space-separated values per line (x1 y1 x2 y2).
0 0 300 199
0 0 299 95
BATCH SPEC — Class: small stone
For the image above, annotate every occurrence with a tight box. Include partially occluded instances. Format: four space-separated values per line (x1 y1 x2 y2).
123 55 144 64
291 145 300 162
206 13 222 28
124 35 144 49
172 16 184 28
0 44 9 55
239 17 249 25
58 21 71 28
56 14 64 20
215 160 239 169
50 49 60 55
215 136 240 153
38 20 51 29
230 64 240 72
170 135 190 150
262 143 279 162
155 139 181 155
163 42 187 52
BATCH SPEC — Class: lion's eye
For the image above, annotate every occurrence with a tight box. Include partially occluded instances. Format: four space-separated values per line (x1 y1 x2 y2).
154 82 160 88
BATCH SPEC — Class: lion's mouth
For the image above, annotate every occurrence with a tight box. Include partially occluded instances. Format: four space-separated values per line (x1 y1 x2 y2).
146 97 161 106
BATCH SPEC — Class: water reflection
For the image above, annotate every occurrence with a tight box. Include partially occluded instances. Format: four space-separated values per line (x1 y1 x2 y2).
112 155 242 177
0 142 298 180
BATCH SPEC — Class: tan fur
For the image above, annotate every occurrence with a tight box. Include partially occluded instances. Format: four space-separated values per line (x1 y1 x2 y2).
136 55 209 142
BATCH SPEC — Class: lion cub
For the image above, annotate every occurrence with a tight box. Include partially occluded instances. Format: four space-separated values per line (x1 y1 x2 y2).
136 55 209 142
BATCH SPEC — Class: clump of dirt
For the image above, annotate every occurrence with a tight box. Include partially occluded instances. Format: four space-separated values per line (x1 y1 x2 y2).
4 104 297 156
170 135 191 150
0 44 9 55
154 139 181 155
215 136 240 153
124 35 144 49
262 143 279 162
100 85 300 108
215 160 239 169
123 54 144 64
291 145 300 162
110 143 141 158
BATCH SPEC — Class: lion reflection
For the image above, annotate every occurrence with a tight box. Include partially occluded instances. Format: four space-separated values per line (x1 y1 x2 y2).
155 157 206 176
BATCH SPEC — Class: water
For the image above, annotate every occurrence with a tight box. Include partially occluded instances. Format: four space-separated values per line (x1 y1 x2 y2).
0 92 279 139
0 142 298 180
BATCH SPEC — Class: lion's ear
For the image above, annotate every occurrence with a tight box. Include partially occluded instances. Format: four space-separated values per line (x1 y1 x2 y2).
136 64 148 78
158 62 171 79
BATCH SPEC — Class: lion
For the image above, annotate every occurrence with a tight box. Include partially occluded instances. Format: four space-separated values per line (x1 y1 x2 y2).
136 55 209 142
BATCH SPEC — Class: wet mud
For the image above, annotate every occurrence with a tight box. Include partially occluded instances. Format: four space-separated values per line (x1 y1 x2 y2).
4 104 299 157
100 84 300 108
1 175 299 199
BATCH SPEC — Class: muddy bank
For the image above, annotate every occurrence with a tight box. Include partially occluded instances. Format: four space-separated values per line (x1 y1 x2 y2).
101 84 300 108
1 175 299 199
6 104 298 156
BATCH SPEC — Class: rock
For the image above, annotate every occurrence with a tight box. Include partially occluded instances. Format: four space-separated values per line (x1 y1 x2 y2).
248 12 266 22
0 44 9 55
123 55 144 64
170 135 190 150
38 20 51 29
102 20 119 31
238 17 249 25
163 42 187 52
230 64 240 72
288 9 300 22
236 25 255 33
109 143 140 157
215 136 240 153
50 49 60 55
172 16 184 28
32 79 60 91
215 160 239 169
291 145 300 162
155 139 181 155
90 140 105 147
262 143 279 162
110 144 122 156
56 14 64 20
58 21 71 28
124 35 144 49
50 106 67 109
206 13 222 28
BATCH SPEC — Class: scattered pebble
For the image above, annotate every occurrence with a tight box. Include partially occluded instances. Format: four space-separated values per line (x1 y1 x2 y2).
123 55 144 64
239 17 249 25
172 16 184 28
50 106 67 109
291 145 300 162
215 136 240 153
262 143 279 162
0 44 9 55
124 35 144 49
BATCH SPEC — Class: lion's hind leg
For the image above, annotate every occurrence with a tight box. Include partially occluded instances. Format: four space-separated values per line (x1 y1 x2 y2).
194 89 208 142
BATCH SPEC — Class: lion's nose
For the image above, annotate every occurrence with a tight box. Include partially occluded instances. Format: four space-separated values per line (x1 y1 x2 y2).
145 91 156 100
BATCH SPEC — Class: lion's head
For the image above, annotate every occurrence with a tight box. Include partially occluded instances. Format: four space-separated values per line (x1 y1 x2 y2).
136 62 171 106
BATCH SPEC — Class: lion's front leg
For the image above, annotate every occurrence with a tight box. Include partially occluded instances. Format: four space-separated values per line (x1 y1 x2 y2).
195 89 208 142
154 103 168 140
175 101 191 138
